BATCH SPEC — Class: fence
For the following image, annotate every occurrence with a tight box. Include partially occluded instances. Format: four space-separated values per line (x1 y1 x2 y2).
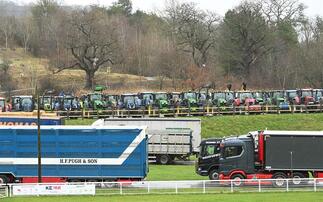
56 103 323 119
4 178 323 197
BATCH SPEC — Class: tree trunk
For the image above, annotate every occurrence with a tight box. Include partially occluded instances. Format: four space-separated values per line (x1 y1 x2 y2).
85 71 95 89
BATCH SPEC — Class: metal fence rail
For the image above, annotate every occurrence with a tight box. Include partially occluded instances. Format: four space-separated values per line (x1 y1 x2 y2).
56 104 323 119
4 178 323 197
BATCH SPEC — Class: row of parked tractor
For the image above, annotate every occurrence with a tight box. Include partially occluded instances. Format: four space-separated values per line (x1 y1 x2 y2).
0 88 322 112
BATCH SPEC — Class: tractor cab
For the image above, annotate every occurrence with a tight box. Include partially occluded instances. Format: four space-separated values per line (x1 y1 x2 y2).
62 94 77 111
236 91 260 111
121 93 139 109
252 91 265 105
181 92 198 108
168 92 181 107
285 90 300 105
40 95 54 111
212 92 234 107
139 92 154 107
197 91 211 107
0 97 5 112
298 89 315 105
87 93 105 110
313 89 323 104
270 90 289 109
105 94 119 108
11 95 34 112
153 92 169 110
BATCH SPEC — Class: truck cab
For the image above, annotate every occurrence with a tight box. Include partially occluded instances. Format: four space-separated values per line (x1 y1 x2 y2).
196 139 222 179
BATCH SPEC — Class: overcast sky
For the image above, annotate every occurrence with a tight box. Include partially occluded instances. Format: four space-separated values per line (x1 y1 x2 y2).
16 0 323 17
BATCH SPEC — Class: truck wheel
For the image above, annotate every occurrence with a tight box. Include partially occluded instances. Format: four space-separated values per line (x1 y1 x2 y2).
230 174 245 187
158 155 170 165
291 172 305 186
0 175 9 184
208 170 219 180
272 172 287 188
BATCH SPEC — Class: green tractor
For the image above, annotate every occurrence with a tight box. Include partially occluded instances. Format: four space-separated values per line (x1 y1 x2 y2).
212 92 229 110
153 92 169 113
87 86 106 111
181 91 199 112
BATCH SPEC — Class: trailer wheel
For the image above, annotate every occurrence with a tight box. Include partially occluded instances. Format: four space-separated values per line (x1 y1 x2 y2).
0 175 9 184
208 169 219 180
158 155 170 165
230 174 245 187
291 172 305 186
272 172 287 188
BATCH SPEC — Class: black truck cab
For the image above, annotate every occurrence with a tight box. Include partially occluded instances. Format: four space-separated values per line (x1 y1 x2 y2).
218 137 255 177
196 139 222 179
196 135 256 180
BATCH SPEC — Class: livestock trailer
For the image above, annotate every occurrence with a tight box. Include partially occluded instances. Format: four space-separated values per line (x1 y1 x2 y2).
0 125 148 183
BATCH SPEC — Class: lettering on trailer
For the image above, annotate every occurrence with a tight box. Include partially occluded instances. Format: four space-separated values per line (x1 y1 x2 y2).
60 158 98 164
0 128 146 166
0 122 37 126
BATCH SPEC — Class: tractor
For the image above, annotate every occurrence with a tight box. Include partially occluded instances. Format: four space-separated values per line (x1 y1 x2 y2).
298 89 315 106
153 92 169 112
285 90 301 105
40 95 54 111
212 92 234 110
235 91 261 111
0 97 5 112
87 92 105 110
181 91 199 111
252 91 265 105
139 92 154 108
105 94 119 109
167 92 181 108
269 90 289 110
11 95 35 112
120 93 140 110
313 89 323 104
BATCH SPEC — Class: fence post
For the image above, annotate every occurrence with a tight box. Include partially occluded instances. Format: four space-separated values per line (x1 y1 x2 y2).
258 179 261 192
286 179 289 192
230 180 233 193
314 179 317 192
203 180 206 194
147 182 150 194
120 182 123 195
175 183 178 194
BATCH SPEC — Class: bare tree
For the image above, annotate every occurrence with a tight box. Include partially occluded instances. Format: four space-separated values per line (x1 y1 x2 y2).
165 1 219 67
54 7 120 89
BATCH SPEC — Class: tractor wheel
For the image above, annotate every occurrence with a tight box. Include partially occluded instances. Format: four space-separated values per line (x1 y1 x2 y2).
272 172 287 188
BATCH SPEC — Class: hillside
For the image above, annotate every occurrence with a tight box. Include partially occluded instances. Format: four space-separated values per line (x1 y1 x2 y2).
0 48 169 94
65 113 323 138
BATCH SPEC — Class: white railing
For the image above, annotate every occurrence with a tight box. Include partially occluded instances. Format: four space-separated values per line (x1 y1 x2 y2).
3 178 323 197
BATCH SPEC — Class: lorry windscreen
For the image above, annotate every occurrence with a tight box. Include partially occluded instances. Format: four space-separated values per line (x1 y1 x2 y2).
201 144 220 157
223 146 243 158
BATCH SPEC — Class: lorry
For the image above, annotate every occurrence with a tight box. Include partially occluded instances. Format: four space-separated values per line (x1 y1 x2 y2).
196 130 323 187
92 118 201 165
0 125 148 183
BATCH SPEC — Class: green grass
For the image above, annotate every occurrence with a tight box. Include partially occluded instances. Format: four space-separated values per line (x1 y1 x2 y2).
66 113 323 138
147 165 206 181
4 192 323 202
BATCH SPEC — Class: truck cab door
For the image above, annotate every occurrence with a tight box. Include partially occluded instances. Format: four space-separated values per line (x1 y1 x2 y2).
219 145 245 174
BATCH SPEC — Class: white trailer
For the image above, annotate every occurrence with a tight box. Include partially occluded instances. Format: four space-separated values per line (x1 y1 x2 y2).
92 118 201 164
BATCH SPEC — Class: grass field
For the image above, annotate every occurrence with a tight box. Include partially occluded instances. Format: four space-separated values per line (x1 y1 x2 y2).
4 192 323 202
147 165 206 181
66 113 323 138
